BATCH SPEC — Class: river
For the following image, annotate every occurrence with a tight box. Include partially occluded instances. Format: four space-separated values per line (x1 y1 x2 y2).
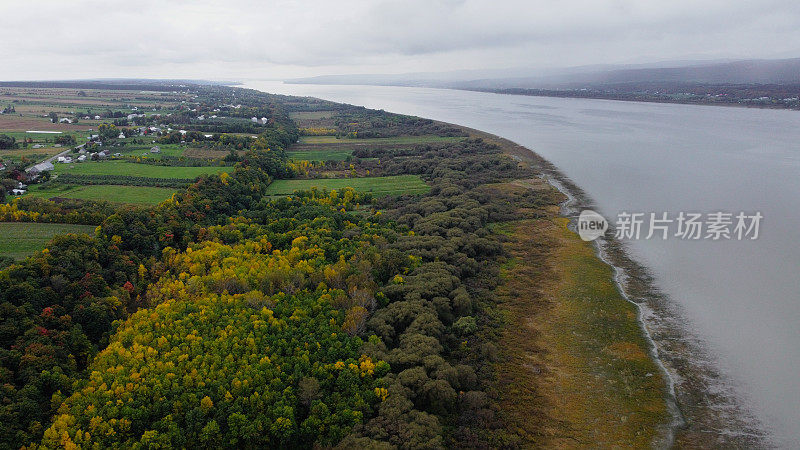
245 80 800 447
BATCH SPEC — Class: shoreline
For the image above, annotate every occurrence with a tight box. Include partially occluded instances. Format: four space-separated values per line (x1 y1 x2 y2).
456 124 770 447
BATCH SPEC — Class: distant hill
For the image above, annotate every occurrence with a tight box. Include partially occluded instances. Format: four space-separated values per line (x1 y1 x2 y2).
287 58 800 89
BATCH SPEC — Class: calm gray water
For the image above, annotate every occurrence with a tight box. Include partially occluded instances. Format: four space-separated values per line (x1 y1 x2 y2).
246 81 800 446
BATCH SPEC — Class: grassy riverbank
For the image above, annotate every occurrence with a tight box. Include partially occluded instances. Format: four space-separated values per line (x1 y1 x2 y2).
492 199 669 446
464 128 672 446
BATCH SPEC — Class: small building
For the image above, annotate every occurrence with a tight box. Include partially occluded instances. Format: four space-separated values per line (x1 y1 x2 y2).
251 117 258 123
59 118 73 124
261 117 269 124
57 156 67 163
83 116 91 120
150 146 160 153
0 163 6 171
118 132 125 139
27 161 54 174
53 144 62 148
94 115 101 120
17 182 27 189
12 189 26 195
77 155 87 162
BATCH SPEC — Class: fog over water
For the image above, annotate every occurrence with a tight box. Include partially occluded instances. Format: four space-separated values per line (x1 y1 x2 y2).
246 81 800 445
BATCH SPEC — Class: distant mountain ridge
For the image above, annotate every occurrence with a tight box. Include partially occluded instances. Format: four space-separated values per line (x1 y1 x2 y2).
287 58 800 89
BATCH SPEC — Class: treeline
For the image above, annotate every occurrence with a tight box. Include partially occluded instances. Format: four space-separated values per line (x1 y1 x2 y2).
335 109 466 138
121 155 231 167
0 197 117 225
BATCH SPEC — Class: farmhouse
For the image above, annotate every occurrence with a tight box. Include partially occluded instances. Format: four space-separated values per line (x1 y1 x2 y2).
150 146 161 153
59 118 73 124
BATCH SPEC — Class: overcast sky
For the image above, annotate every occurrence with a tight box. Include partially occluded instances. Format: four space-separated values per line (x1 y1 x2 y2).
2 0 799 81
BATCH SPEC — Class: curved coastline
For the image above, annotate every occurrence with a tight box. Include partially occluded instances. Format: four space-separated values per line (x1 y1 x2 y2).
457 125 769 448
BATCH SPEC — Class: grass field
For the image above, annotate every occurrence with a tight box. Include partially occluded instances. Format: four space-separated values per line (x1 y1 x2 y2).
286 149 354 161
289 111 336 120
25 184 176 204
298 135 465 144
116 143 185 158
265 175 429 197
0 222 96 260
0 146 63 163
52 161 233 178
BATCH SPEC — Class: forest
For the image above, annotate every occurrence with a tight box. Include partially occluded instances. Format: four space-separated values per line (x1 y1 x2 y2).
0 83 565 448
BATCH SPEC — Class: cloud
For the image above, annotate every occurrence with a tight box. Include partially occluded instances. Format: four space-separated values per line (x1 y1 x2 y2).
1 0 799 79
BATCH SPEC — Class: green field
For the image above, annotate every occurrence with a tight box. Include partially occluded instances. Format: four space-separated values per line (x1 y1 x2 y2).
25 184 176 204
116 143 185 158
286 149 354 161
52 160 232 178
0 222 96 260
298 135 465 144
264 175 429 197
289 111 336 120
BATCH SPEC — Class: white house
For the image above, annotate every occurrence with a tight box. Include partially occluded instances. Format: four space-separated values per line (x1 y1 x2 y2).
57 156 67 163
94 115 101 120
261 117 269 124
118 132 125 139
77 155 87 162
251 117 258 123
150 146 160 153
59 118 73 124
12 189 26 195
32 144 43 149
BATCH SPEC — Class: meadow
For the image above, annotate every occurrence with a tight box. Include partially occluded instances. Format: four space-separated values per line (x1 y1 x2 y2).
264 174 429 197
0 222 96 259
52 160 233 178
25 184 175 205
286 148 354 161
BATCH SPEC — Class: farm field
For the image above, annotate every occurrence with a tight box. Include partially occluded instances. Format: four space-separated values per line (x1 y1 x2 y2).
0 146 64 164
25 184 176 204
286 148 353 161
116 143 185 158
0 114 95 131
52 160 233 178
298 135 465 144
264 174 429 197
289 111 336 120
0 222 96 260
